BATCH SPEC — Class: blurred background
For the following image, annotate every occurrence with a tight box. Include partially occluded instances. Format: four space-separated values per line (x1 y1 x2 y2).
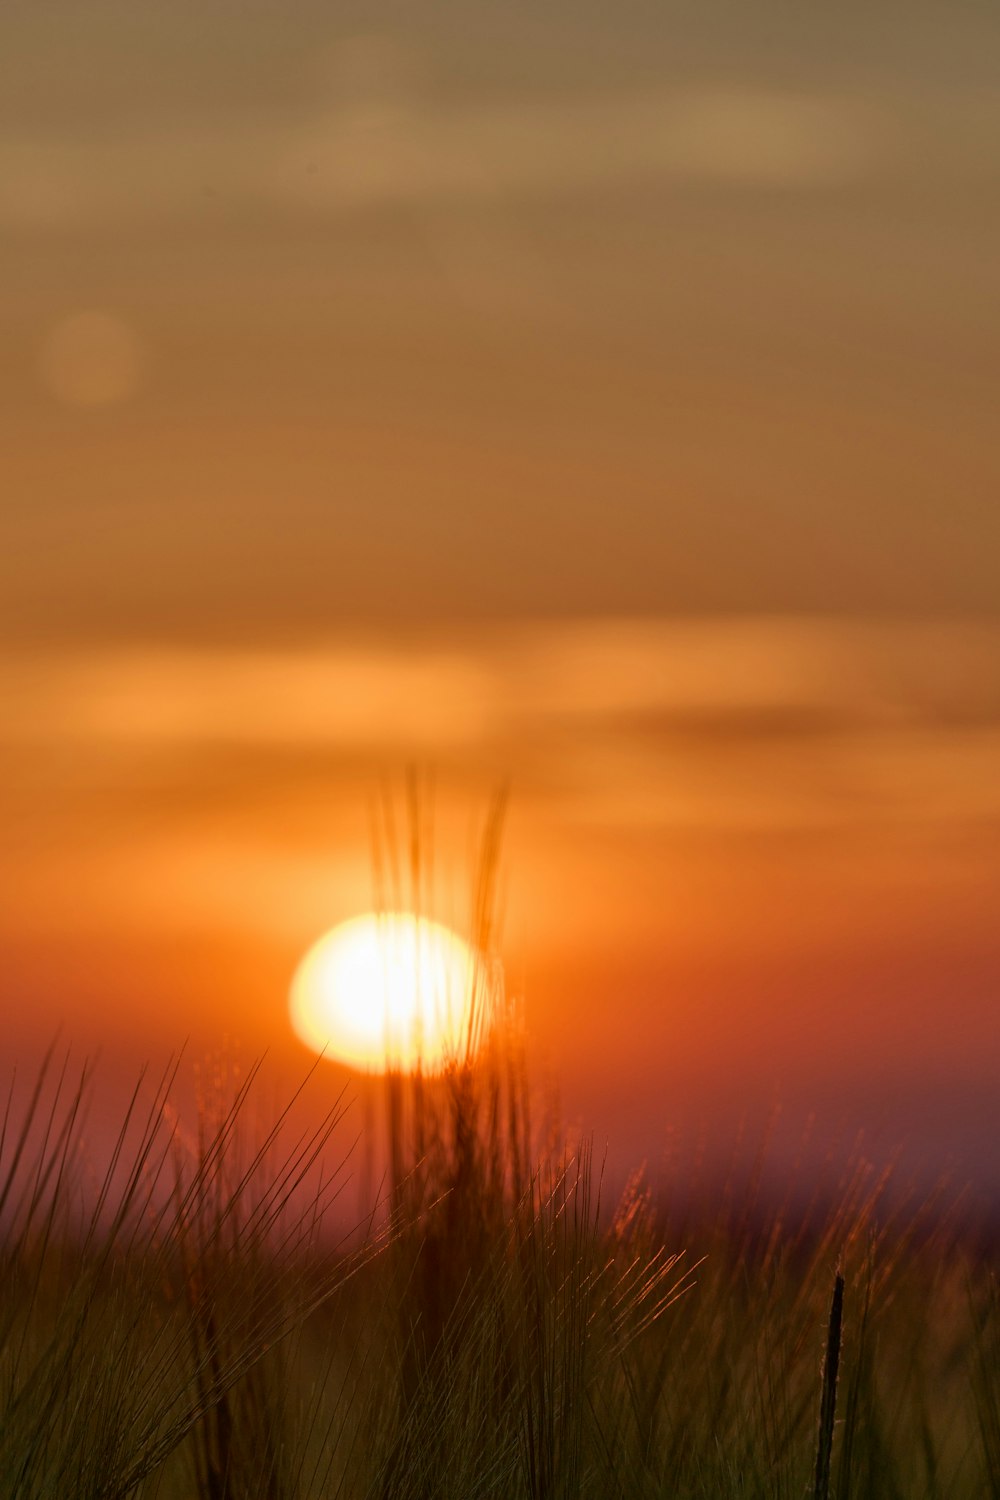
2 0 999 1205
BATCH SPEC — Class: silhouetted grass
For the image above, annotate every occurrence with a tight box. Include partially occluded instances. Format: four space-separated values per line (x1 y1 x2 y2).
2 791 996 1499
2 1031 997 1500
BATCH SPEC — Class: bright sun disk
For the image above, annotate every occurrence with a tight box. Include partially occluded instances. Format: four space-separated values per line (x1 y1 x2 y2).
288 912 483 1073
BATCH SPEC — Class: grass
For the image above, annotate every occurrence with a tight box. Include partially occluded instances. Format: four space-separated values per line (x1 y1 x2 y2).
2 798 997 1497
2 1033 997 1499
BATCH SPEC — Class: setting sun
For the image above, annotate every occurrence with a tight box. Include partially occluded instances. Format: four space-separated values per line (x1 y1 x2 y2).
288 912 484 1073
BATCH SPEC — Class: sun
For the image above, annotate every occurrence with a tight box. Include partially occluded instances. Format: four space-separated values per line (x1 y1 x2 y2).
288 912 484 1073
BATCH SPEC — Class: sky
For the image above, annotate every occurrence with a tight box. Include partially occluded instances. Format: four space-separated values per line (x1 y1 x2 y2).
2 1 999 1204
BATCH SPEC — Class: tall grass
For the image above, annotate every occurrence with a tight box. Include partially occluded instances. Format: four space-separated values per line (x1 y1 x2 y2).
2 790 997 1497
0 1049 388 1500
1 1045 997 1498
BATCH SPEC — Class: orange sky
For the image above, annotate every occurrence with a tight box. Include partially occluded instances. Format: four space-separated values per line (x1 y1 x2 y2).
2 1 999 1201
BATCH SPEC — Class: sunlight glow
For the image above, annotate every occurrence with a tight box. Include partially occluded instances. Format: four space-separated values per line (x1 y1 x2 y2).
288 912 483 1073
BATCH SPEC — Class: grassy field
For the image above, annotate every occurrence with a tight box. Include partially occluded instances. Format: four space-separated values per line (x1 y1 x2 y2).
2 1020 998 1500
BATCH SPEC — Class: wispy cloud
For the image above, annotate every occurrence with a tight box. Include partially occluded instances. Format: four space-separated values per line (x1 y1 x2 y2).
0 85 890 231
5 618 1000 836
5 617 999 742
9 617 1000 738
3 617 999 949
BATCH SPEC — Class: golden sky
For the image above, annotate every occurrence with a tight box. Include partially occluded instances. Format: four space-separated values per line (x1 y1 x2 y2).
2 1 999 1194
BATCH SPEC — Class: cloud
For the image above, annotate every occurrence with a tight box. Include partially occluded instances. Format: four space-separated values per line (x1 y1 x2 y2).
6 618 1000 748
275 88 877 211
0 86 883 231
1 645 496 750
4 618 999 945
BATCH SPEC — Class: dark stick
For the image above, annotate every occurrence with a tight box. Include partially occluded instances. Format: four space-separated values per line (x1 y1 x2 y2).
814 1272 845 1500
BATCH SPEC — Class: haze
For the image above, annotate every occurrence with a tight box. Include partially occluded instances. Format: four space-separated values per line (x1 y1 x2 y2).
2 0 998 1200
